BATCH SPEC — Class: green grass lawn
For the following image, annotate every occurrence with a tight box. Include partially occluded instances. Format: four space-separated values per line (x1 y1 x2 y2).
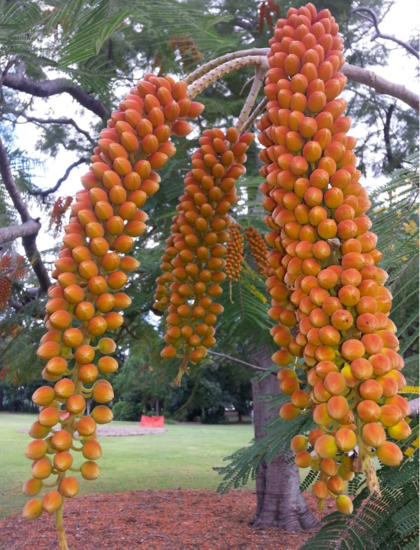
0 413 254 518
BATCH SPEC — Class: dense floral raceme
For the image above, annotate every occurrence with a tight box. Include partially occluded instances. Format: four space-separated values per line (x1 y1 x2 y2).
0 254 25 311
22 74 204 537
155 128 254 383
244 226 270 275
258 3 408 516
226 223 244 283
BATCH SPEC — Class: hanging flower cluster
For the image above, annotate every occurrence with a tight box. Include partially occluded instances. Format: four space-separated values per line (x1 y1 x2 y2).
49 197 73 238
155 128 254 383
22 74 204 548
258 3 408 515
244 226 270 275
226 223 244 283
0 254 25 311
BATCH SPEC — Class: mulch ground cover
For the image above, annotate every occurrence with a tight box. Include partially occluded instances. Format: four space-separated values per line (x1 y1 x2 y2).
0 489 333 550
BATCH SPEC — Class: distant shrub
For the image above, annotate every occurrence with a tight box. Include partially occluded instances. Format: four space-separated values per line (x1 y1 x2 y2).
112 402 142 421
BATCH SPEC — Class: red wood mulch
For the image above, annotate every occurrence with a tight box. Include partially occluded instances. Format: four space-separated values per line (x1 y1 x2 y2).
0 489 334 550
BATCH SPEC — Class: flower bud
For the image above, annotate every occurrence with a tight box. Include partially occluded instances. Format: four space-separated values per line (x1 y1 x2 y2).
43 491 63 513
22 498 43 520
81 461 100 480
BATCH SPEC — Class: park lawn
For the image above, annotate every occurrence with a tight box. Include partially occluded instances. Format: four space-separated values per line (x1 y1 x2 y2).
0 413 254 518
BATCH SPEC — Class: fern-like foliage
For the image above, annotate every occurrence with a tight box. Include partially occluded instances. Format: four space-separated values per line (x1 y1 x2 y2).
300 433 419 550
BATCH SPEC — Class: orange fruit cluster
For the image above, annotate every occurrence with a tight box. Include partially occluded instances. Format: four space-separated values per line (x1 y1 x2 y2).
258 3 408 516
226 223 244 282
155 128 254 383
22 74 204 525
244 226 269 275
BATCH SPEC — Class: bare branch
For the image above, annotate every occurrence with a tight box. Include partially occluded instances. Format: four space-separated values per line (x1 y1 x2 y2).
187 56 270 100
207 350 267 372
0 219 41 246
0 142 31 223
383 103 397 165
235 65 267 133
352 7 419 59
341 63 419 111
2 73 109 119
0 57 18 92
409 397 419 418
241 97 269 134
184 48 270 85
29 157 89 197
18 114 95 144
184 47 418 109
0 136 51 291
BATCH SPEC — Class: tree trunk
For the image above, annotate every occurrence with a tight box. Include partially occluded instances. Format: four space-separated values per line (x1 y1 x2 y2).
250 345 318 531
156 398 160 416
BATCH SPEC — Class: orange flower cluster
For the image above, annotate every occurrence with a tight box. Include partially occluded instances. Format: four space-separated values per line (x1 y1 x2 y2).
155 128 254 384
244 226 269 275
168 36 203 69
0 277 12 311
0 254 25 311
0 253 12 272
258 1 280 34
22 74 203 536
50 197 73 238
226 224 244 282
258 3 407 516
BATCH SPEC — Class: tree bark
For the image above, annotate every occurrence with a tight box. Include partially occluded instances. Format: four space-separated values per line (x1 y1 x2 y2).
0 219 40 246
341 63 419 111
409 397 419 418
250 345 318 531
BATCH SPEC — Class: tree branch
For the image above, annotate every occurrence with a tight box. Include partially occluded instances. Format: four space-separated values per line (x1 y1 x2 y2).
185 48 420 114
184 48 419 110
207 350 268 372
231 16 256 32
0 136 51 291
341 64 419 111
29 157 89 197
184 48 270 85
18 114 95 144
2 73 109 119
352 7 419 59
0 57 18 92
409 397 419 418
235 65 267 133
0 219 41 246
241 97 269 134
383 103 396 165
187 56 270 100
0 144 31 223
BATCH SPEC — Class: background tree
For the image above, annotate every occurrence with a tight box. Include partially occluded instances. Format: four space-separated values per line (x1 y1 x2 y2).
0 0 418 535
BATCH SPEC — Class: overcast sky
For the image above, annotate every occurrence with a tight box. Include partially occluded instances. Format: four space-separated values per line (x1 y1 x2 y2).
11 0 420 255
